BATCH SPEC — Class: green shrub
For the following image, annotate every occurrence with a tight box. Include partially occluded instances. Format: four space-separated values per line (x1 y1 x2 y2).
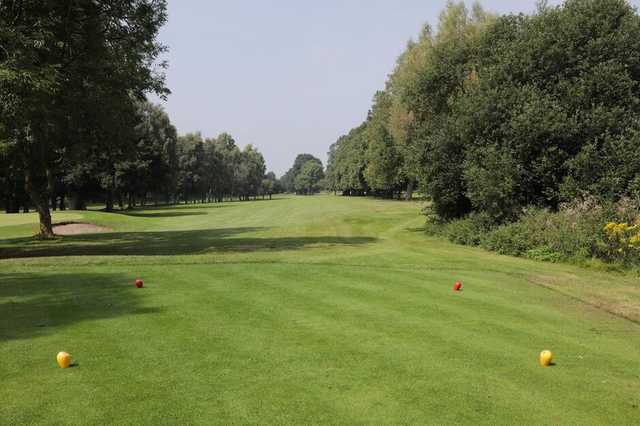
600 221 640 265
442 212 492 246
481 223 531 256
432 196 640 267
525 246 562 263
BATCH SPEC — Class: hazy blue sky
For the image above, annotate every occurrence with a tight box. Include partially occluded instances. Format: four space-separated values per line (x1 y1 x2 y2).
154 0 637 176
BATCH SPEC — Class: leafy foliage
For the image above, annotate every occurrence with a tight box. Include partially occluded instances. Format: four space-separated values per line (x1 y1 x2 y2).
328 0 640 220
0 2 279 223
434 197 640 266
0 0 169 234
294 161 325 195
281 154 324 194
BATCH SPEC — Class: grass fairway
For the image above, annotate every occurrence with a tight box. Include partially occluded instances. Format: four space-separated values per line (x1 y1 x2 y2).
1 195 639 425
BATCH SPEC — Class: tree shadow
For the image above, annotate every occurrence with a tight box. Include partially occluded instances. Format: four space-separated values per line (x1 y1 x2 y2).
0 271 162 342
405 227 426 233
129 202 231 213
115 211 209 218
0 227 378 258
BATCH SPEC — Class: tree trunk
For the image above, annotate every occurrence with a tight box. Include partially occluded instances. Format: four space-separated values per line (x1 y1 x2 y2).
405 180 414 201
25 169 54 238
35 200 54 237
105 190 114 212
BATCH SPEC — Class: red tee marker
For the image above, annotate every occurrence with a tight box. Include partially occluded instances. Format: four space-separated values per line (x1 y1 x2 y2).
135 279 144 288
453 281 462 291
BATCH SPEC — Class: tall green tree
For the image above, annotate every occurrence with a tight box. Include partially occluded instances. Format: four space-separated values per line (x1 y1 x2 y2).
294 161 325 195
364 91 401 197
0 1 168 236
240 145 267 200
281 154 323 193
331 0 640 223
326 123 370 196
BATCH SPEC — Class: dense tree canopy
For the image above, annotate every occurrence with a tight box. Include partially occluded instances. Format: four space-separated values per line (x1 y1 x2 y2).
294 161 325 195
325 124 369 196
0 1 279 233
328 0 640 222
0 0 169 235
1 99 277 213
281 154 324 194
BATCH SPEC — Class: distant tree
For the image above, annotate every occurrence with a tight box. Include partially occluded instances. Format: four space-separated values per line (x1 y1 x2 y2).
202 138 224 203
241 145 267 200
137 103 179 206
326 123 369 196
261 172 278 199
324 143 339 194
281 154 323 193
175 133 207 204
364 91 402 198
210 133 239 202
294 161 325 195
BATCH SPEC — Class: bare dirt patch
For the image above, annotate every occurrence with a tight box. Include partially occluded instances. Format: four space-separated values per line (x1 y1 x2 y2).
53 222 112 236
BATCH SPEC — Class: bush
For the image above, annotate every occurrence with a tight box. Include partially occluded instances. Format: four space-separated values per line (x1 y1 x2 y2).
601 221 640 264
525 246 563 263
442 212 492 246
432 196 640 267
481 222 531 256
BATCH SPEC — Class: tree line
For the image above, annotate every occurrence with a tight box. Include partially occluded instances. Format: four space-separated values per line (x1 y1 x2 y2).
173 130 277 204
326 0 640 222
1 99 278 214
0 1 278 237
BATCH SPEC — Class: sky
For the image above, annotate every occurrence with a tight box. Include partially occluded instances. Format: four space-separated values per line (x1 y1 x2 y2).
154 0 636 176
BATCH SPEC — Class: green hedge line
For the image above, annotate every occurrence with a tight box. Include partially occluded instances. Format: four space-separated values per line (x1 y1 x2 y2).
426 197 640 268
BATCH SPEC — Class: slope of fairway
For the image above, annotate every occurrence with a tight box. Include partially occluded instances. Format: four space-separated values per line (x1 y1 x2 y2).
1 196 639 425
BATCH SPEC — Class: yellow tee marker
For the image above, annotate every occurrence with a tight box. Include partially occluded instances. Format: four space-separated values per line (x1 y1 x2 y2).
539 350 553 367
57 352 71 369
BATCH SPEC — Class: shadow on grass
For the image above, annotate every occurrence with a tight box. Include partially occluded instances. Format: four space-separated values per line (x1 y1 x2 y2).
0 272 161 342
121 197 291 211
115 211 210 218
405 227 426 233
0 227 378 259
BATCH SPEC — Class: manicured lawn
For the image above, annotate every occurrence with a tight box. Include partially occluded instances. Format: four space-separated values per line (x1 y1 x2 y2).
1 196 639 424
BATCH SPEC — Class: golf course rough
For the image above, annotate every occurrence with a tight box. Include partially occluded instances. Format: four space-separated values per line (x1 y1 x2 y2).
1 195 639 425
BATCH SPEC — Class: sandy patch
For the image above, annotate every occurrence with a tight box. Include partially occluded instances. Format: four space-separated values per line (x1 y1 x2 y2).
53 223 112 236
